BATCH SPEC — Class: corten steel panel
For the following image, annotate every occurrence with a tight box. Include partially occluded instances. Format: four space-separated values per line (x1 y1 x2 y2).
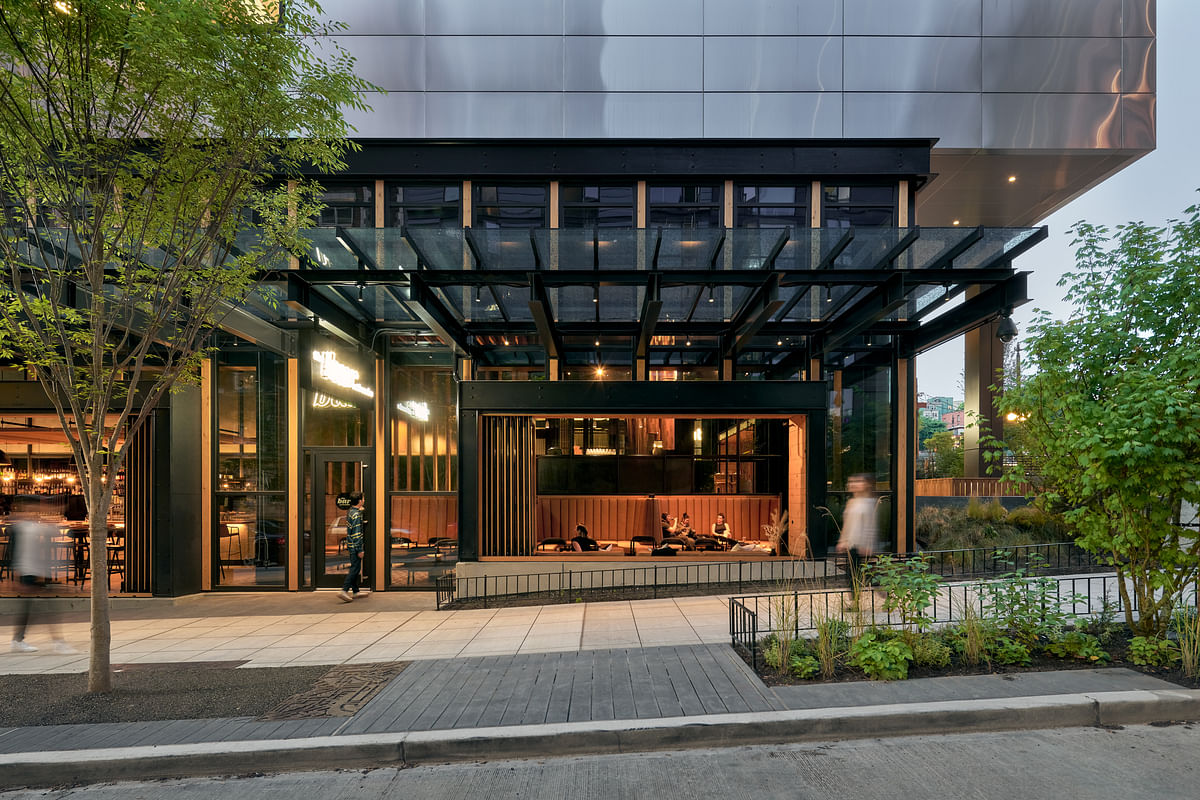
327 37 425 92
983 93 1122 149
566 0 703 35
1122 93 1156 149
342 93 426 139
983 38 1123 93
982 0 1123 37
317 0 425 35
564 37 704 92
703 38 842 92
702 93 842 138
564 93 703 138
845 0 981 36
1122 37 1155 93
844 93 981 148
844 37 982 92
703 0 843 36
427 93 565 138
425 0 564 35
459 380 827 415
427 37 564 92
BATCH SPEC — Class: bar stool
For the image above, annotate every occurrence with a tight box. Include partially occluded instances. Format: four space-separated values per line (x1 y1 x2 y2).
219 523 243 578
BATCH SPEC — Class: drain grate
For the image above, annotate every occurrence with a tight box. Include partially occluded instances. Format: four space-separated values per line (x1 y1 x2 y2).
257 661 409 720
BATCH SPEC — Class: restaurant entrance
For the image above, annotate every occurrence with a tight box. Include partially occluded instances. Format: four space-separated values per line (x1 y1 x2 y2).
310 449 373 590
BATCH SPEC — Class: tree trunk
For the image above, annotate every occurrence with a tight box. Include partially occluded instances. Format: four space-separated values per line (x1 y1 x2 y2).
86 482 113 693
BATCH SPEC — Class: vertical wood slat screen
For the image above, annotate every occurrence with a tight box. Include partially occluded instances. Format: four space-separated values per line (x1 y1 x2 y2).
124 416 154 593
480 415 534 556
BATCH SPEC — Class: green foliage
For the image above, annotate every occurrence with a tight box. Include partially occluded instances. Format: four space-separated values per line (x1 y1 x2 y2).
911 635 953 668
867 554 942 633
1005 505 1059 532
915 505 1065 551
788 654 821 679
919 417 948 448
1128 636 1180 667
1173 606 1200 678
988 204 1200 637
989 636 1031 666
925 431 964 478
1045 631 1109 663
848 632 913 680
978 554 1082 646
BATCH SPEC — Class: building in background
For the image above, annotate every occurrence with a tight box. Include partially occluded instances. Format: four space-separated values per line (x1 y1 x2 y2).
0 0 1155 595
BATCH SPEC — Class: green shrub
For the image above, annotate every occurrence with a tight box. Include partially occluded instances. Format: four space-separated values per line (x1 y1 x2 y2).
788 654 821 679
990 636 1031 666
911 635 952 668
848 632 913 680
1173 606 1200 678
868 554 942 634
1044 631 1109 663
915 505 1065 552
978 554 1084 646
1129 635 1180 667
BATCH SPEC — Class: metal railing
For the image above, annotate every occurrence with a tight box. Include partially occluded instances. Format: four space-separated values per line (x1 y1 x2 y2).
434 541 1098 610
730 574 1199 670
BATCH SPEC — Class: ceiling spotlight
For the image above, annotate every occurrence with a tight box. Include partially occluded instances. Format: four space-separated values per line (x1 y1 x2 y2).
593 287 599 303
474 286 480 303
824 285 832 303
1007 175 1017 183
595 367 604 377
707 286 715 303
685 336 692 347
357 282 364 302
594 339 600 347
952 220 960 226
776 339 783 347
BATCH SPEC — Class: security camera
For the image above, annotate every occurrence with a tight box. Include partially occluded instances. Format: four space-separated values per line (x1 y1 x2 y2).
996 315 1018 344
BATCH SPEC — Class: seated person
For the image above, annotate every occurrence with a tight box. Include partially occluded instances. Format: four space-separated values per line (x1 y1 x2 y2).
675 512 696 546
660 512 678 540
711 512 734 543
571 524 600 552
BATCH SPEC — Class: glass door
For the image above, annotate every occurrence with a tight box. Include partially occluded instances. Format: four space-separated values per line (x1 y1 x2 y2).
311 451 373 589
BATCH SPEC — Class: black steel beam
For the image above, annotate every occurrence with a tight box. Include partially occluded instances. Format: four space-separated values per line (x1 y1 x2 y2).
974 226 1049 270
813 272 907 356
874 227 921 269
762 227 792 270
400 275 475 356
924 225 984 271
909 272 1030 354
528 272 563 360
635 274 662 358
814 229 855 271
284 274 370 348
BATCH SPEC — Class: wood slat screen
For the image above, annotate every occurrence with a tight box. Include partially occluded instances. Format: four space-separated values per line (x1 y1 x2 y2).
480 415 534 556
124 416 154 593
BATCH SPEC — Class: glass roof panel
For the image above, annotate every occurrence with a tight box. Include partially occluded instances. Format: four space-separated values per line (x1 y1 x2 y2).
957 227 1042 269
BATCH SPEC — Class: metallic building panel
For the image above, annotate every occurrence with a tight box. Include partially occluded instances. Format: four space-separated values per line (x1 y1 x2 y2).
702 93 842 138
983 38 1123 93
564 37 704 92
1123 37 1156 93
845 93 981 148
317 0 425 35
564 93 703 138
427 37 564 92
845 37 981 92
427 93 564 137
704 38 842 92
983 93 1122 149
328 37 425 92
844 0 980 35
703 0 843 35
341 93 426 138
566 0 703 35
983 0 1123 37
1123 0 1156 37
1122 93 1155 149
426 0 564 35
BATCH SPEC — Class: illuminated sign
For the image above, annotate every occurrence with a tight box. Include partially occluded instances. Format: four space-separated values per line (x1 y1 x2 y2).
312 350 374 398
397 400 430 422
312 392 355 410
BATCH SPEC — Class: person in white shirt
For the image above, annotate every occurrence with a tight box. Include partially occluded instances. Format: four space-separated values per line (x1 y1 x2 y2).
835 474 878 608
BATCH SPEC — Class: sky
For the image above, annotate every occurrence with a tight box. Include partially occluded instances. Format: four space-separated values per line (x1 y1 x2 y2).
915 0 1200 400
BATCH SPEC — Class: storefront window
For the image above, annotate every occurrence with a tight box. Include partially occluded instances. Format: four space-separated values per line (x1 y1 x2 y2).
214 349 287 588
826 360 894 549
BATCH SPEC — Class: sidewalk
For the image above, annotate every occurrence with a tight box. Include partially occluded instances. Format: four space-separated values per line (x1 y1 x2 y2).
2 591 1199 789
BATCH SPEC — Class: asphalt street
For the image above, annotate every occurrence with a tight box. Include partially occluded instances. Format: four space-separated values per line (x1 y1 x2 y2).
3 722 1196 800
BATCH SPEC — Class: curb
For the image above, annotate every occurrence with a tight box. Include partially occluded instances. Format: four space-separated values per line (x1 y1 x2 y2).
3 689 1199 789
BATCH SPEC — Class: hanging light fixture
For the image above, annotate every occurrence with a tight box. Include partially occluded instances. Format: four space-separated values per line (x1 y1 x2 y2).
474 285 481 303
685 335 692 347
824 285 832 303
357 281 365 302
707 286 715 303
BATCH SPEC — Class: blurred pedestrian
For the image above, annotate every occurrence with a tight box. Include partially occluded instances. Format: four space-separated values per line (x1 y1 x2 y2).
10 497 76 654
835 474 877 610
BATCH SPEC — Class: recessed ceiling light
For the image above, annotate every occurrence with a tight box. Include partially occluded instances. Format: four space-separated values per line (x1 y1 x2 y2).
1007 176 1017 183
952 220 960 226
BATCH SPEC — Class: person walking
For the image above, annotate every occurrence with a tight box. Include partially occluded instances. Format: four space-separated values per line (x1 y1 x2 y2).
10 497 76 653
835 474 877 609
337 492 368 602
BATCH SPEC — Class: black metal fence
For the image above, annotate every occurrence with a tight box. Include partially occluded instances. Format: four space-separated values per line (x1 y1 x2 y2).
730 574 1199 671
434 541 1100 609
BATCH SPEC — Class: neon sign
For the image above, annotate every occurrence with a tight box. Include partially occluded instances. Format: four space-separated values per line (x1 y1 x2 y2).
312 350 374 398
312 392 355 409
397 400 430 421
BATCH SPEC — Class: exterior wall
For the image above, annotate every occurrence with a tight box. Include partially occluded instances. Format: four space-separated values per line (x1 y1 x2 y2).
319 0 1154 151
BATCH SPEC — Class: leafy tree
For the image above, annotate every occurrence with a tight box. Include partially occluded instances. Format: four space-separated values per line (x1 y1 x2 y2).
0 0 371 691
925 431 964 478
994 202 1200 637
919 416 947 448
